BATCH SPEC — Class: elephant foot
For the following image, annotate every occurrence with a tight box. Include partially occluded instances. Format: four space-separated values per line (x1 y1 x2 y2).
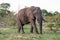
18 31 20 33
30 32 33 34
30 31 33 34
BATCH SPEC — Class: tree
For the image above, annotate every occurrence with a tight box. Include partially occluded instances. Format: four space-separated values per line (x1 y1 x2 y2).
0 9 5 17
47 12 53 16
53 11 60 15
0 3 17 27
42 9 48 16
0 3 10 17
0 3 10 10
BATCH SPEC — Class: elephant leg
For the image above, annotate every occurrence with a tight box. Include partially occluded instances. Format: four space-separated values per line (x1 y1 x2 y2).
21 25 25 33
30 24 33 33
30 19 39 34
18 22 22 33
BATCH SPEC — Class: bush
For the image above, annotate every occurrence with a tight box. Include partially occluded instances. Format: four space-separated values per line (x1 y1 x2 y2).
55 24 60 31
46 23 54 31
46 23 60 32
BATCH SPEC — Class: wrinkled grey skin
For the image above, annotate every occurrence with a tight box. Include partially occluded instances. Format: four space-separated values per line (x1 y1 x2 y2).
17 6 45 34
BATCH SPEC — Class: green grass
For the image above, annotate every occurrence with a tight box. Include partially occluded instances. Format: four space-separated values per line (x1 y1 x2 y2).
0 25 60 40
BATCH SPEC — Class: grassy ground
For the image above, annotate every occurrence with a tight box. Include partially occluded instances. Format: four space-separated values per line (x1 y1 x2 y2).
0 25 60 40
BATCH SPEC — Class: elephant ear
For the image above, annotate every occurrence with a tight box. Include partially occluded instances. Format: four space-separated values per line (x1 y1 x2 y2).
30 6 37 15
25 6 35 20
27 10 34 20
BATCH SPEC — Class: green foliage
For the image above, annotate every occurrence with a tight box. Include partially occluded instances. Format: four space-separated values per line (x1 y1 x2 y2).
46 23 60 32
54 24 60 31
0 3 10 10
42 9 53 16
53 11 60 15
2 12 17 26
0 3 10 17
46 23 55 31
54 14 60 23
46 23 54 27
56 24 60 28
45 13 60 23
0 9 6 17
47 12 53 16
42 9 48 16
0 3 16 27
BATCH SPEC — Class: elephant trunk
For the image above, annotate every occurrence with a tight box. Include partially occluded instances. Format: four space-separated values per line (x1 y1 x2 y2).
37 7 43 34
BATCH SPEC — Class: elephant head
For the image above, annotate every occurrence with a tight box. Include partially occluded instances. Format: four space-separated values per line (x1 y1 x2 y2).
31 6 43 34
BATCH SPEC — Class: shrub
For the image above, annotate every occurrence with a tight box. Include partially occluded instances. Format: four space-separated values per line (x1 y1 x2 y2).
46 23 54 31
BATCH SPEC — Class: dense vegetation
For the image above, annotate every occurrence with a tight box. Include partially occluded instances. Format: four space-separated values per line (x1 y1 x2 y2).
0 3 60 40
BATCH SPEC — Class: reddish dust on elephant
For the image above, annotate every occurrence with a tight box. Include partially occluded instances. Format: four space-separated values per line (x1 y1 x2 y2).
17 6 45 34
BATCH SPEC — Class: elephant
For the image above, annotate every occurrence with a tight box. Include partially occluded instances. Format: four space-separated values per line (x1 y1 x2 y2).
17 6 46 34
